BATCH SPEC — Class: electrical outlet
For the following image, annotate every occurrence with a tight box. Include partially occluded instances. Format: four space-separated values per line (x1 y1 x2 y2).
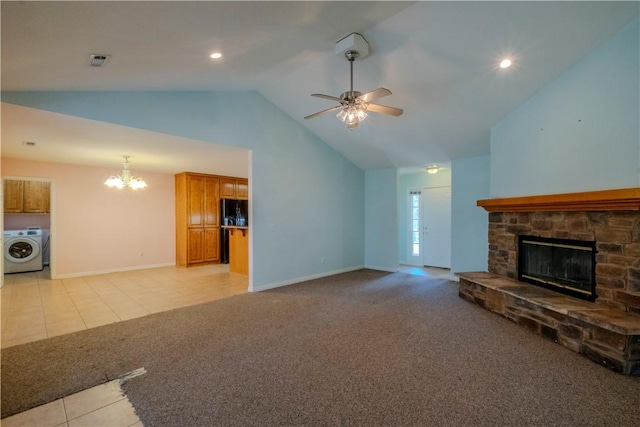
320 257 325 264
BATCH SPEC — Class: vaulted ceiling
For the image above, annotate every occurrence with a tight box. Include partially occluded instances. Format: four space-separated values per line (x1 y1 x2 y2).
2 1 638 173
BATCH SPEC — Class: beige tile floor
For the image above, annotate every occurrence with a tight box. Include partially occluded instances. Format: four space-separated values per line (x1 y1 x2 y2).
1 263 248 349
2 378 143 427
1 264 248 426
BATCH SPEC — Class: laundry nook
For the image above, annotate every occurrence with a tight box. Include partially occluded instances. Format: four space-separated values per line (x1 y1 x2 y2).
3 179 50 275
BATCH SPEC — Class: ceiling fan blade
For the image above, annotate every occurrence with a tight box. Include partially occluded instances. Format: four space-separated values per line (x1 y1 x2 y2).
367 103 404 117
359 88 392 103
311 94 344 103
304 105 343 120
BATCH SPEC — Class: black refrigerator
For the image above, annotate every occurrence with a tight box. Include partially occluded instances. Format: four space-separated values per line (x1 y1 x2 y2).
220 199 248 264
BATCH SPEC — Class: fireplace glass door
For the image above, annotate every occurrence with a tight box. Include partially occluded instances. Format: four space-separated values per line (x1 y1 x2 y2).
518 235 597 302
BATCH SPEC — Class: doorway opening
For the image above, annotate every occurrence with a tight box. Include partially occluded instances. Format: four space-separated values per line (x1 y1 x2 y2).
2 177 53 280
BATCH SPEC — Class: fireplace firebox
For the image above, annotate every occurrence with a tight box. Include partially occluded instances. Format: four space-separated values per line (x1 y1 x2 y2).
518 235 597 302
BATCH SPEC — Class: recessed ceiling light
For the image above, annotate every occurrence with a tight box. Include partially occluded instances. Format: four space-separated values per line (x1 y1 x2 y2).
210 52 222 59
499 58 512 69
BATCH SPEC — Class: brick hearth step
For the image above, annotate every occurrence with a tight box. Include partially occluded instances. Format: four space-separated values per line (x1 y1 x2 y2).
458 272 640 376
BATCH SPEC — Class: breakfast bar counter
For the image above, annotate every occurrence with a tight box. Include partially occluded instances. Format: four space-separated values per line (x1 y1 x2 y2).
222 226 249 275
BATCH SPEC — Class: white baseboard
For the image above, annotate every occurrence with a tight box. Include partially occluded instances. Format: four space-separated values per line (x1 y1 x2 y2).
53 262 176 279
250 265 365 292
364 265 399 273
449 272 460 282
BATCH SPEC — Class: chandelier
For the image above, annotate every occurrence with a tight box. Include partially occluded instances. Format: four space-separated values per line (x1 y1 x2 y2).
104 155 148 189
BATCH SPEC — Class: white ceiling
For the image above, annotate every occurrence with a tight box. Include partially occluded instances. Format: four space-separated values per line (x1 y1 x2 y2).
2 1 638 173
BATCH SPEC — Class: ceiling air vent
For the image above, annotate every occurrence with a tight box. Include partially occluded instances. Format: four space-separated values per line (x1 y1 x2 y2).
88 54 111 67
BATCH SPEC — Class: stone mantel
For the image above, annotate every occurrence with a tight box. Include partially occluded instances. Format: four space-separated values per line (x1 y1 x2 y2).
477 188 640 212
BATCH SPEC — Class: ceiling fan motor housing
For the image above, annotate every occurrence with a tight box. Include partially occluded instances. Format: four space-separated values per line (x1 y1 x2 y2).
335 32 369 59
341 91 363 103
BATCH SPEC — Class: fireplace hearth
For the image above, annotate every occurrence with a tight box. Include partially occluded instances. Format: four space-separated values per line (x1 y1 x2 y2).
518 235 596 302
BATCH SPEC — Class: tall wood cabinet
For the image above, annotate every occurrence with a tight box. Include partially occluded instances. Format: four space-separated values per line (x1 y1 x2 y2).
175 173 220 266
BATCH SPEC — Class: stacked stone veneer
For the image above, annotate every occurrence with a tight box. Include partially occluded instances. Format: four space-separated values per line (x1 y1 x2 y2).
488 211 640 313
458 272 640 376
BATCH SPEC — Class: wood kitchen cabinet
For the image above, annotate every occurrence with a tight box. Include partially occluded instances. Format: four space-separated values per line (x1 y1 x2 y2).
236 180 248 199
186 228 219 264
176 173 220 266
3 180 50 214
220 177 248 200
3 180 24 213
23 181 51 213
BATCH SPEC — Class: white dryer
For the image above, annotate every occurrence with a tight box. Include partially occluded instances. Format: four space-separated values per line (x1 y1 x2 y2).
4 229 43 274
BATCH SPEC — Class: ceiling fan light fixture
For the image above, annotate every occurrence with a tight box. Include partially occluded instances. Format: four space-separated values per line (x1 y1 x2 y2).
345 110 360 127
355 101 368 121
337 103 368 129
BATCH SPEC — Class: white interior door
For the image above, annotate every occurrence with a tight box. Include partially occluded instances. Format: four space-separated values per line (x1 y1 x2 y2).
421 186 451 268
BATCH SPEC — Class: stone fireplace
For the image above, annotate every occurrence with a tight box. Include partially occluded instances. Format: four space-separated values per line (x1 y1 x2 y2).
483 190 640 313
458 188 640 375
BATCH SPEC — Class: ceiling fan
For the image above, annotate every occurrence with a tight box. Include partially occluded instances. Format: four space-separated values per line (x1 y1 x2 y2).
304 49 403 129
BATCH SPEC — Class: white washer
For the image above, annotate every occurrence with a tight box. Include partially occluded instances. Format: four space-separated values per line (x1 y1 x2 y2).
4 229 43 274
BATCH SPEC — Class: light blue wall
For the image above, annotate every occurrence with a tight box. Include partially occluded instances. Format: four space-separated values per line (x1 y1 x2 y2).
1 91 365 290
451 156 490 275
490 18 640 197
364 168 398 271
397 169 451 264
